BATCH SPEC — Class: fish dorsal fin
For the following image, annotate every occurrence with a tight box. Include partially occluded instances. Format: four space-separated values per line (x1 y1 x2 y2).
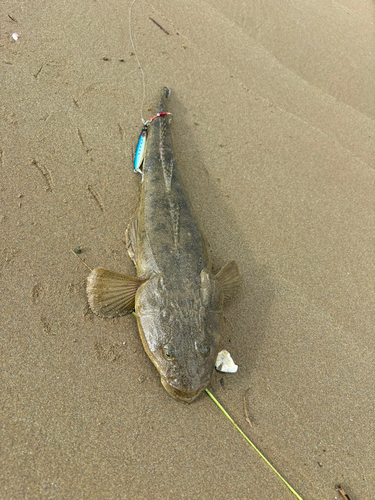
215 260 242 303
87 268 145 318
125 209 139 265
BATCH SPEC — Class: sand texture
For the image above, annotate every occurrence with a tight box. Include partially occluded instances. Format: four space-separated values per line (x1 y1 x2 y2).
0 1 374 499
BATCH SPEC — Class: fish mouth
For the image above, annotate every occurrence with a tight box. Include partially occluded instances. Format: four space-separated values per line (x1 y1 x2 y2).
161 377 208 403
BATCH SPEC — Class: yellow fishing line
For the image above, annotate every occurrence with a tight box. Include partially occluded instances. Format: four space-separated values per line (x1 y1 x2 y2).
205 389 304 500
131 311 302 498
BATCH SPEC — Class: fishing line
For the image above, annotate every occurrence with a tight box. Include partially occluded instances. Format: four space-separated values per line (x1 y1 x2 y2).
126 14 304 497
205 389 304 500
129 0 146 123
129 2 172 181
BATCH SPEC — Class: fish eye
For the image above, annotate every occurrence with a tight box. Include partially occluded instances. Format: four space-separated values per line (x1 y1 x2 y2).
197 343 210 358
163 344 176 360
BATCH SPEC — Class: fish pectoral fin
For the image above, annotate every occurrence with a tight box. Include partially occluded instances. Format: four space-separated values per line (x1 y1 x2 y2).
125 208 139 264
87 268 145 318
216 260 242 302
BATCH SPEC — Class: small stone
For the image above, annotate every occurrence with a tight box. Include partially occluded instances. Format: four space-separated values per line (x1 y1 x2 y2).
215 350 238 373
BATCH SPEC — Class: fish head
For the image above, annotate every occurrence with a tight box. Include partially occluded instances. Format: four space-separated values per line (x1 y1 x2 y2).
135 271 223 402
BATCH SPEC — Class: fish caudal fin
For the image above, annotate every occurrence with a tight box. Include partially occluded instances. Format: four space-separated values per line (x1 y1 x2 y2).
87 268 145 318
156 87 171 114
216 260 242 302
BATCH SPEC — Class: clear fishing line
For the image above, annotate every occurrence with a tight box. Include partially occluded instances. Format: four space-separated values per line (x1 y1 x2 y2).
128 9 303 498
129 0 146 123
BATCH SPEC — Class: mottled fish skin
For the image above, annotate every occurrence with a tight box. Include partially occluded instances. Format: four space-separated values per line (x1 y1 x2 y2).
128 91 224 402
86 88 241 402
135 96 206 278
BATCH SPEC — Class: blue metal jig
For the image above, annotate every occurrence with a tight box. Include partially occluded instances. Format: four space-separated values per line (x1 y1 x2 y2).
134 122 148 179
133 112 172 182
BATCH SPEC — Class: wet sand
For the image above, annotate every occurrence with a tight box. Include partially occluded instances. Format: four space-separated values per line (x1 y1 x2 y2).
1 1 374 498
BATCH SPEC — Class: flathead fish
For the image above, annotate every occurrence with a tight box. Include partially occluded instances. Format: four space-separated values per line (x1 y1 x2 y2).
87 88 242 402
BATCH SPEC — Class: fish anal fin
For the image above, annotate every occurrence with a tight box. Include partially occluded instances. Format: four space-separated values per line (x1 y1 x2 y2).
125 209 139 264
87 268 145 318
216 260 242 302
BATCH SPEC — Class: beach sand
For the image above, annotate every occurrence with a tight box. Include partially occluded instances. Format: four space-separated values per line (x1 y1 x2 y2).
0 1 374 498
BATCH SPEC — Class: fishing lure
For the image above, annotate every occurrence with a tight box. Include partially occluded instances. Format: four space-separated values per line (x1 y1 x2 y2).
133 112 172 180
134 123 148 177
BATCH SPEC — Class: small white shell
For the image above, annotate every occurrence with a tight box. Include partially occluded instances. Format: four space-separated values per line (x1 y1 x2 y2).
215 349 238 373
12 33 20 41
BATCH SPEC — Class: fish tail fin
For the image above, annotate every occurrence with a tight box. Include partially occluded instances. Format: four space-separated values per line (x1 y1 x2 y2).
156 87 171 114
